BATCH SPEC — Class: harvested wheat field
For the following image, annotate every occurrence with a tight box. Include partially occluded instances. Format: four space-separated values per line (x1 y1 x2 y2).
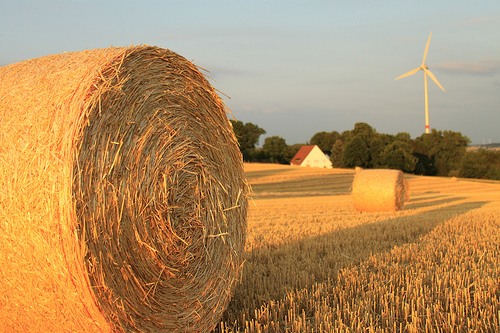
216 163 500 332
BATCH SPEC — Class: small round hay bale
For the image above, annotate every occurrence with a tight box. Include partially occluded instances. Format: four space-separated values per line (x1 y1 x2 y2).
355 166 363 174
451 176 458 182
352 169 406 212
0 46 247 333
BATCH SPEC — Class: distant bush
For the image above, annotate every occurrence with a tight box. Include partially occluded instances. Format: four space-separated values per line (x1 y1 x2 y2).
487 165 500 180
459 151 500 179
413 130 470 177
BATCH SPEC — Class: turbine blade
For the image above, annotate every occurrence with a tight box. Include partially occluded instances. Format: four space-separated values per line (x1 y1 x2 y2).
424 68 445 91
422 31 432 65
395 67 420 80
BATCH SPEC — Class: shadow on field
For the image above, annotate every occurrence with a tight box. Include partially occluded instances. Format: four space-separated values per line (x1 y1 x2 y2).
245 168 295 182
221 199 487 326
250 174 354 198
406 196 467 209
408 193 448 202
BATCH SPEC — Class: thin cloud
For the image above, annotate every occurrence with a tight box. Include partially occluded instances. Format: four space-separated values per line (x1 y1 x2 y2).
435 59 500 75
457 16 500 26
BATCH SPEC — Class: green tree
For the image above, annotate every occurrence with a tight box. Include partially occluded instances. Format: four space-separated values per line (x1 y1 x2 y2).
330 140 344 168
262 136 289 164
230 120 266 162
477 149 500 166
413 152 436 175
394 132 412 142
380 141 418 173
340 123 381 168
459 150 500 180
459 151 490 179
413 129 470 176
368 136 386 168
412 139 437 175
487 166 500 181
310 131 340 155
438 130 470 175
342 135 370 168
351 122 375 141
484 150 500 180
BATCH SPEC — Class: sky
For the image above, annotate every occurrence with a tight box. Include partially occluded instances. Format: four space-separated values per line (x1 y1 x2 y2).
1 1 499 146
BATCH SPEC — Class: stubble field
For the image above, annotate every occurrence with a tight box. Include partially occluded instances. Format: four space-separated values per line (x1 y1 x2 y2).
217 163 500 332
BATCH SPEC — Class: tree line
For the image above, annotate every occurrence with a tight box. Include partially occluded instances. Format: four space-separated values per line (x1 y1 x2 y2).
230 120 500 180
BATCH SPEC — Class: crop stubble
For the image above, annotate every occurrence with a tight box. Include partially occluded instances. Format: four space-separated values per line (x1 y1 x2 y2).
217 164 500 332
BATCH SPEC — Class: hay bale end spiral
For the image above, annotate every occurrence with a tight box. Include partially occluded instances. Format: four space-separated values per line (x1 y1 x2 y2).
0 46 247 333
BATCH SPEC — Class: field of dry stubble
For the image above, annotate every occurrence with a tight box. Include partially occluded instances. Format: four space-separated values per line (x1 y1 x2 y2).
217 163 500 332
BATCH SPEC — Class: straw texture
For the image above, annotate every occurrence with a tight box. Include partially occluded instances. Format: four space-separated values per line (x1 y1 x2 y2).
0 46 247 332
351 169 406 212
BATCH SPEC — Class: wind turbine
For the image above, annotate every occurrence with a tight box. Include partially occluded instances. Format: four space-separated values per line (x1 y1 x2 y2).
396 31 445 134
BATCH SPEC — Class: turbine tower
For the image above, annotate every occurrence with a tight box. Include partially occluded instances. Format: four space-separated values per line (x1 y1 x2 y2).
396 31 445 134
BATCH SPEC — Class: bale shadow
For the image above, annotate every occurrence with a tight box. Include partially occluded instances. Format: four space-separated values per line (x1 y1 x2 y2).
245 168 294 182
408 193 449 202
250 174 353 198
406 196 466 209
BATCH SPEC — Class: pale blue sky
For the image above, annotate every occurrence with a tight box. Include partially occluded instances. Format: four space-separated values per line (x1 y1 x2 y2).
1 1 499 145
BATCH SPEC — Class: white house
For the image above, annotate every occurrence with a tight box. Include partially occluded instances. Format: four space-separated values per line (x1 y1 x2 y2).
290 145 332 168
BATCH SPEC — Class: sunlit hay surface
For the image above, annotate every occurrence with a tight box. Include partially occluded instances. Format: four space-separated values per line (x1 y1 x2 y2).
216 163 500 332
352 169 406 212
0 46 247 333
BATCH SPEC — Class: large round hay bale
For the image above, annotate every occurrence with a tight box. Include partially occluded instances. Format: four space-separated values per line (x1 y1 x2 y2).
0 46 248 333
351 169 406 212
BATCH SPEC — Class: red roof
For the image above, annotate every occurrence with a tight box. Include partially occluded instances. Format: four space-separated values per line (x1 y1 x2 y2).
290 145 315 166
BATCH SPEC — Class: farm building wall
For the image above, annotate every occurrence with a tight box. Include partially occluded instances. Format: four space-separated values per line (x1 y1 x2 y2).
290 145 332 168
